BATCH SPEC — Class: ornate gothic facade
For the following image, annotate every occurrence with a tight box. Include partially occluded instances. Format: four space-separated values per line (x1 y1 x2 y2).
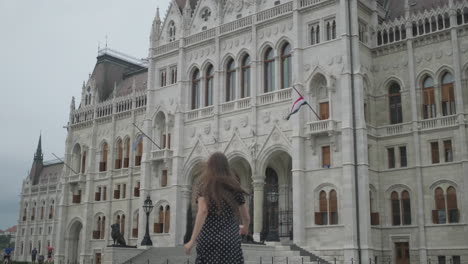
15 0 468 263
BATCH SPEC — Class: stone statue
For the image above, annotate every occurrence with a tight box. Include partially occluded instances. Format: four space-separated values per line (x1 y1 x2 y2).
110 224 126 246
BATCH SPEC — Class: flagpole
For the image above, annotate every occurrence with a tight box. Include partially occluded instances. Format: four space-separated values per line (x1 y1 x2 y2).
51 153 79 175
292 85 321 120
132 123 162 150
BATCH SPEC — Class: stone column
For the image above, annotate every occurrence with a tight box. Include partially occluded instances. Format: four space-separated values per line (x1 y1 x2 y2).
252 180 265 241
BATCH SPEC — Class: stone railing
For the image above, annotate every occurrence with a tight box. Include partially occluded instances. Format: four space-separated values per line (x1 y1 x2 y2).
96 101 113 118
367 122 412 137
257 2 293 22
72 105 94 125
71 92 147 125
220 15 253 35
374 3 468 48
258 88 292 106
186 106 214 121
306 119 337 135
115 96 133 113
299 0 324 8
419 115 457 130
185 28 217 46
154 40 179 56
220 97 252 113
151 149 174 161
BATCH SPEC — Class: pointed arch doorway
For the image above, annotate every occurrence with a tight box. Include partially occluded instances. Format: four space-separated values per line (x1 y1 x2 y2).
66 220 83 264
261 150 293 242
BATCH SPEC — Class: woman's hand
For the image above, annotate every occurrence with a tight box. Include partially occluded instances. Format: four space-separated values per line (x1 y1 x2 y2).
184 240 195 255
239 225 248 235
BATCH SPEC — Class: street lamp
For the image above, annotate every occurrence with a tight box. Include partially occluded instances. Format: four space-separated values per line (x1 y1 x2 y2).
141 195 154 246
265 190 279 241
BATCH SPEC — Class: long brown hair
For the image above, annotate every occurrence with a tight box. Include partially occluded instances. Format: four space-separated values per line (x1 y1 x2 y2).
197 152 248 212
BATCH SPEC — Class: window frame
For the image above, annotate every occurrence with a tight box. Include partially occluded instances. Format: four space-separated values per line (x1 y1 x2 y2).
263 47 275 93
226 58 236 102
240 54 251 98
280 42 292 89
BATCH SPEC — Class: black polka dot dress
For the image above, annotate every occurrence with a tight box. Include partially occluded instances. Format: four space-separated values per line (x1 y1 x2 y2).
195 191 245 264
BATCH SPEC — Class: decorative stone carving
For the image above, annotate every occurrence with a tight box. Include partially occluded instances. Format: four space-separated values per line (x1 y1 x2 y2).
204 124 211 135
224 120 232 131
240 116 248 127
190 127 196 138
263 112 271 123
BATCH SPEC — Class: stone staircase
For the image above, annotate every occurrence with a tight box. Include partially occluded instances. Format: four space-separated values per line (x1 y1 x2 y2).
121 243 330 264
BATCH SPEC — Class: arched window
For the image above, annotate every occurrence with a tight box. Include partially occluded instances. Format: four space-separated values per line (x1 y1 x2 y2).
370 191 380 225
441 72 455 116
389 82 403 124
124 138 130 168
40 202 44 220
310 24 320 45
434 187 446 224
401 191 411 225
100 142 108 172
447 186 459 223
316 190 328 225
422 76 436 119
241 54 251 98
226 58 236 102
164 205 171 233
31 203 36 221
391 191 401 226
115 139 123 169
205 65 214 106
101 216 106 239
329 190 338 225
168 21 176 42
81 151 87 173
191 69 201 110
94 216 102 239
280 42 292 89
72 144 81 174
23 204 27 222
135 138 143 166
132 212 139 238
264 48 275 93
49 201 54 219
155 206 165 233
326 19 337 41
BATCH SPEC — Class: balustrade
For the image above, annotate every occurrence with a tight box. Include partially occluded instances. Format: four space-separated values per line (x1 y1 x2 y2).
185 28 216 46
299 0 323 8
257 2 293 22
220 16 253 34
70 93 147 125
258 88 292 106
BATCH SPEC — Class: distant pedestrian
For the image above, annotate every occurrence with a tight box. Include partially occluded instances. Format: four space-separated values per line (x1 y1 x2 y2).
31 248 38 264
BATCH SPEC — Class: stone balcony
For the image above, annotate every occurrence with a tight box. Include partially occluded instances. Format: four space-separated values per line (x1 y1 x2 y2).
68 173 86 183
151 148 174 161
306 119 337 135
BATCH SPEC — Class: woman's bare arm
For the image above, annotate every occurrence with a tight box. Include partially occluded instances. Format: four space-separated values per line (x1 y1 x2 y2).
239 203 250 235
189 197 209 243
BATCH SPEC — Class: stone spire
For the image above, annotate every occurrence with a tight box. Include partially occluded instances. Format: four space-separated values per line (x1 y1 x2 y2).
34 134 43 161
70 96 75 111
29 134 44 185
150 7 162 48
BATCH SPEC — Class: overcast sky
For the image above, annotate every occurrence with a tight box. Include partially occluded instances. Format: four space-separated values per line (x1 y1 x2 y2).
0 0 171 231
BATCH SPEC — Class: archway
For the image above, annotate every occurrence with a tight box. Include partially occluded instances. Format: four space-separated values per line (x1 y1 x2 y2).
260 150 292 242
183 162 204 243
229 155 253 235
66 220 83 264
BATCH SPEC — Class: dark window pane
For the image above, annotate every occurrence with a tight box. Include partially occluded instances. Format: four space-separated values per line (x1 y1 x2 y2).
400 146 407 167
388 148 395 169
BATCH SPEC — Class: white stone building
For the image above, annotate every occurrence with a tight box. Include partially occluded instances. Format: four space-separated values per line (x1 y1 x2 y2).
14 0 468 263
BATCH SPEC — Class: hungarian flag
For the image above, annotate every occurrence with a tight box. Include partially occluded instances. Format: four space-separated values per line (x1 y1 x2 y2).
286 96 308 120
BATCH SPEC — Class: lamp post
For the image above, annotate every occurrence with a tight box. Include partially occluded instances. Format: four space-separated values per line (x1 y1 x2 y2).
265 190 279 241
141 195 154 246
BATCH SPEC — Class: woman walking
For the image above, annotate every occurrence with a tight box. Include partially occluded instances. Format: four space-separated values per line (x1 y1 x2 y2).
184 152 250 264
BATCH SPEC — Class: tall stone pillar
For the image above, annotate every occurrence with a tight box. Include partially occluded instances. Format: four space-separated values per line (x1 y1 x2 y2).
252 180 264 241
